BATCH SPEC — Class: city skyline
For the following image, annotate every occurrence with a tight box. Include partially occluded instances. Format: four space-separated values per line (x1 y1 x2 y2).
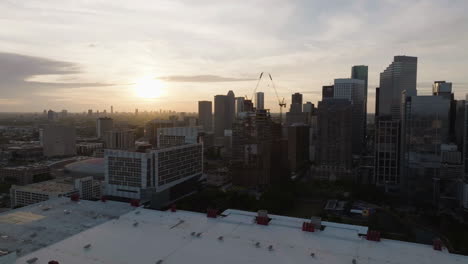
1 1 468 112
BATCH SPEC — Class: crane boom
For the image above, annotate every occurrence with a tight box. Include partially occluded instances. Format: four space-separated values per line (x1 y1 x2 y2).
250 72 287 124
251 72 264 100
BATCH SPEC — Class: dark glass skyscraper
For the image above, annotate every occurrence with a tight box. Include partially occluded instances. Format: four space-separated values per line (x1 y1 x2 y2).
214 91 236 138
378 56 417 119
375 56 418 190
198 101 213 132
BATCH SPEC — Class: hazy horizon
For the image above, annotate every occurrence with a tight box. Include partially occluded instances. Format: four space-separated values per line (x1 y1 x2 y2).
1 0 468 113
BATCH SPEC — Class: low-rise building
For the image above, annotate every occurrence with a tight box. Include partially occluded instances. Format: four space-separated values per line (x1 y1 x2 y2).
76 142 103 156
0 165 50 185
10 177 102 208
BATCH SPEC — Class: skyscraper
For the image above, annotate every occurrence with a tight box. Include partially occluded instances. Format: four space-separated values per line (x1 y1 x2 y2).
433 81 453 99
214 91 236 138
96 117 114 139
303 102 314 113
334 78 366 155
322 85 334 99
286 92 308 125
111 105 114 114
315 99 353 181
214 95 227 138
351 65 368 104
198 101 213 132
235 97 245 115
400 94 451 206
378 56 417 119
351 65 369 140
104 129 136 150
255 92 264 110
290 93 303 113
226 90 236 127
375 56 418 191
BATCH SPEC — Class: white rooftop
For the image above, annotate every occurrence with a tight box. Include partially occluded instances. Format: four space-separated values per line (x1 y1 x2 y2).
0 198 133 258
12 207 468 264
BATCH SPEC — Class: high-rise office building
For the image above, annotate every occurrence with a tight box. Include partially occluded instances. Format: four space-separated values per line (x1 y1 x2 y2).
378 56 417 119
226 90 236 123
244 99 254 112
400 94 451 206
40 125 76 157
334 78 366 155
290 93 303 113
322 85 334 99
198 101 213 132
288 125 310 173
214 91 236 138
214 95 227 138
433 81 453 99
315 99 353 181
351 65 369 141
235 97 245 115
303 102 314 113
286 92 308 125
111 105 114 114
375 56 418 191
96 117 114 139
47 110 57 121
104 129 135 150
231 110 285 187
255 92 264 110
146 119 179 146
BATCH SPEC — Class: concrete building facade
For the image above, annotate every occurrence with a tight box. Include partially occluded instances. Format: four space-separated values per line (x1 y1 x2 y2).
40 125 76 157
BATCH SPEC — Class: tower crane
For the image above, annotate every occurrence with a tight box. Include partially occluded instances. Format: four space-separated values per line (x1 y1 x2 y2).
251 72 287 124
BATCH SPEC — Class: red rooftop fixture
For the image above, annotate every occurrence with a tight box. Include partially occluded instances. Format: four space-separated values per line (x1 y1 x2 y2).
433 239 442 251
302 222 315 232
366 230 381 242
70 193 80 202
130 199 140 207
256 210 270 226
100 196 107 202
207 208 218 218
170 204 177 212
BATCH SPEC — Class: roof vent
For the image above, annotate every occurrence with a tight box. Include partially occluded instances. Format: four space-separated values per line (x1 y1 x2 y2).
218 236 224 241
268 245 274 251
310 252 315 257
135 211 141 215
26 257 38 263
196 232 202 237
191 232 196 236
84 244 91 249
352 259 357 264
255 242 261 248
48 261 60 264
133 222 139 227
256 210 270 226
156 260 163 264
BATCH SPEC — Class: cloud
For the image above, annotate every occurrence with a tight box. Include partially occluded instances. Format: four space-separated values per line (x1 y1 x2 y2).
157 75 255 83
0 52 113 97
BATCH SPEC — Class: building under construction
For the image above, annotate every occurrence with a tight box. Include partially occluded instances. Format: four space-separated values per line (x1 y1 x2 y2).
230 109 288 188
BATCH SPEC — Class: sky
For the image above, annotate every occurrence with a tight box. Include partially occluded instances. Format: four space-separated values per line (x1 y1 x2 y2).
1 0 468 113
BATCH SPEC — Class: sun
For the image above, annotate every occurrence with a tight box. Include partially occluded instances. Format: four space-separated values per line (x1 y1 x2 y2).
134 78 166 99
